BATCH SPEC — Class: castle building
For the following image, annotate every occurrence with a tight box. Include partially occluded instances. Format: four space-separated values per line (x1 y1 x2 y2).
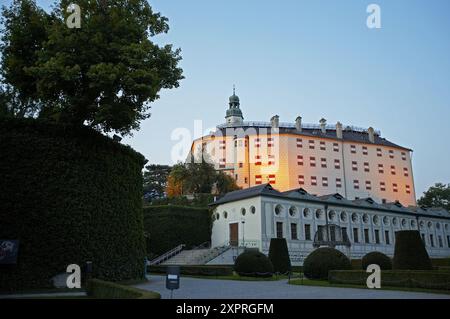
191 90 417 207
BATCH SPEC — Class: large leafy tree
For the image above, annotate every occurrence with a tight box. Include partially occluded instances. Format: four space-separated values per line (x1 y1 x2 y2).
418 183 450 211
143 164 172 201
0 0 183 134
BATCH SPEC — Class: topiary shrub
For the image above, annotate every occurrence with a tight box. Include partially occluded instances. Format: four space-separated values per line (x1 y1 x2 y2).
303 247 351 280
234 249 274 277
393 230 432 270
361 252 392 270
268 238 292 274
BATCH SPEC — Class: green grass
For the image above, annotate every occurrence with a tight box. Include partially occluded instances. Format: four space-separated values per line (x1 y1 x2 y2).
289 278 450 295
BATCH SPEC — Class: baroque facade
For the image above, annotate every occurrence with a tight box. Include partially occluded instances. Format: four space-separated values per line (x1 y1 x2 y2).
192 91 417 206
209 184 450 265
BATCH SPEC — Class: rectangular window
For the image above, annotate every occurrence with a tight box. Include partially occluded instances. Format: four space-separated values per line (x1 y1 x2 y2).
322 177 328 187
404 167 409 177
385 230 390 245
421 233 426 244
309 140 315 150
377 148 382 157
333 143 339 152
311 176 317 186
365 181 372 190
374 230 380 244
389 150 394 159
276 222 283 239
255 138 261 148
393 183 398 193
219 158 226 169
378 164 384 174
310 157 316 167
291 223 298 240
244 177 248 184
336 178 342 188
447 235 450 248
298 175 305 185
320 141 326 151
406 185 411 194
391 165 396 175
321 158 327 168
305 224 311 240
362 146 368 155
297 155 304 166
296 138 303 148
268 154 275 166
255 155 262 166
364 162 370 172
351 145 356 154
430 234 435 247
239 162 243 168
352 161 358 171
268 174 276 185
364 229 370 243
353 180 359 189
353 228 359 243
380 182 386 192
342 227 349 242
438 236 443 248
334 159 340 169
401 152 407 161
267 137 274 147
219 140 226 150
255 175 262 185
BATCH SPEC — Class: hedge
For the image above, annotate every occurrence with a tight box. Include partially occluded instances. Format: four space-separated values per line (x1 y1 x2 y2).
303 248 352 280
393 231 432 270
143 205 211 256
361 252 392 270
234 250 274 277
87 279 160 299
148 265 233 276
329 270 450 291
0 118 147 292
268 238 292 274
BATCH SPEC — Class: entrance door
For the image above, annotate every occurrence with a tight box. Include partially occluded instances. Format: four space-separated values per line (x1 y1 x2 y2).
229 223 239 246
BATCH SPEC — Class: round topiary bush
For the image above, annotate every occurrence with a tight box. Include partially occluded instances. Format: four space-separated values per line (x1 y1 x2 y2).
234 249 274 277
393 230 432 270
268 238 292 274
361 252 392 270
303 247 351 280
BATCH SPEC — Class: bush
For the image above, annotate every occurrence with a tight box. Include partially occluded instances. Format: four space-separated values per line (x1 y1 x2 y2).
268 238 292 274
148 265 233 276
329 270 450 291
87 279 160 299
143 205 211 256
303 247 351 280
234 250 274 277
362 252 392 270
0 118 147 292
393 231 432 270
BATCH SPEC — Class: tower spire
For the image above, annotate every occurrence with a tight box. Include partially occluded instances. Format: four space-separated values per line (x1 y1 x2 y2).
233 84 236 96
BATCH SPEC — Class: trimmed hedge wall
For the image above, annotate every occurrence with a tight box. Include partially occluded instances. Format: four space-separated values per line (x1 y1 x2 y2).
0 118 147 292
143 205 211 256
87 279 160 299
148 265 233 276
329 270 450 291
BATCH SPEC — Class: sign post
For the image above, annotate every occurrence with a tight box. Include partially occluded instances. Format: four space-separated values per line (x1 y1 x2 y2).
0 240 20 265
166 266 180 299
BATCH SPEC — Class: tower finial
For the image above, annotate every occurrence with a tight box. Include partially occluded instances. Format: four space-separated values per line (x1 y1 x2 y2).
233 84 235 95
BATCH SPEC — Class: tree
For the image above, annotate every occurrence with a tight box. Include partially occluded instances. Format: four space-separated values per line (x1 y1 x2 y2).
215 171 240 194
0 0 183 134
418 183 450 211
143 164 172 202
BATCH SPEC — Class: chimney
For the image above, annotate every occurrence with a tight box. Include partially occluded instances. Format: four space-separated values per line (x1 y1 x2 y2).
336 122 343 139
368 127 375 143
319 118 327 134
270 115 279 128
295 116 302 132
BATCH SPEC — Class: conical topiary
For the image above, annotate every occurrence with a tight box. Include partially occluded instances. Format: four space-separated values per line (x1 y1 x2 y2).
268 238 292 274
393 230 432 270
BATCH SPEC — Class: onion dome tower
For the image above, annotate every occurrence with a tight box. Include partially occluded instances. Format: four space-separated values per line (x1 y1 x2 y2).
225 86 244 125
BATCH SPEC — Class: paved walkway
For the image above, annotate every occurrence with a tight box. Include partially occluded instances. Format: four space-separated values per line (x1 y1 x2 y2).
136 275 450 299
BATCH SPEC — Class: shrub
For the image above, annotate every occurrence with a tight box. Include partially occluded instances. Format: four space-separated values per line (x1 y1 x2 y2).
362 252 392 270
303 247 351 280
148 265 233 276
143 205 211 256
0 118 147 292
234 250 274 277
329 270 450 291
268 238 292 274
393 231 432 270
87 279 160 299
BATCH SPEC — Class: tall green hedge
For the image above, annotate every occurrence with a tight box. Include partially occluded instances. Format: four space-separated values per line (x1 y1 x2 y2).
0 118 147 292
268 238 292 274
393 230 432 270
143 205 211 256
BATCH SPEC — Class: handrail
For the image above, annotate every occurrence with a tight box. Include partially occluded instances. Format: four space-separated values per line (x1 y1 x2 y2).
149 244 185 265
191 241 211 250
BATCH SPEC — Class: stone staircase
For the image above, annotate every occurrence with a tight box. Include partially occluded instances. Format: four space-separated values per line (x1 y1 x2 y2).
161 246 231 265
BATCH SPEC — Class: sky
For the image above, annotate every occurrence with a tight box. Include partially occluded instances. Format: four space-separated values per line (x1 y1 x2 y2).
2 0 450 198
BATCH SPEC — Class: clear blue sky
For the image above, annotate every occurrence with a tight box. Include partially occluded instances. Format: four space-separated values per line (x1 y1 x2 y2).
3 0 450 198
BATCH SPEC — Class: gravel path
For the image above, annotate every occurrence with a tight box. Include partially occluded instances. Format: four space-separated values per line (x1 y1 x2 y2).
136 275 450 299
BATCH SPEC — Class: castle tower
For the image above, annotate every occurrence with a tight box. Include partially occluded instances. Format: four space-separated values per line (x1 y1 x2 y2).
225 86 244 125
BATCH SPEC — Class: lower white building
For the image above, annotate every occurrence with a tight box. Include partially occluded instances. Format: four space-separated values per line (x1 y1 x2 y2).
209 184 450 265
